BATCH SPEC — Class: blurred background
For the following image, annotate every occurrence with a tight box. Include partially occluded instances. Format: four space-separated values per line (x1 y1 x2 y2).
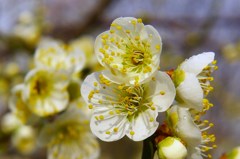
0 0 240 158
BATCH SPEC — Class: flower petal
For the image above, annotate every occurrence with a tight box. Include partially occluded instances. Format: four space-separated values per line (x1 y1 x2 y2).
90 109 129 142
187 148 203 159
110 17 145 38
146 71 176 112
81 71 120 105
144 25 162 55
126 109 159 141
81 71 130 141
180 52 215 75
169 105 202 147
177 72 203 111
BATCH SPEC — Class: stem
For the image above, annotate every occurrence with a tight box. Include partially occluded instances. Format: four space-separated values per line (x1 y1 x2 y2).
141 136 156 159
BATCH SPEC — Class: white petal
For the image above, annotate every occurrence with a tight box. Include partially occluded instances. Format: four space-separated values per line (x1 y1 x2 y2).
177 73 203 111
81 71 120 105
180 52 215 75
81 71 129 141
110 17 145 37
187 148 203 159
146 71 176 112
170 105 202 147
126 109 159 141
144 25 162 55
94 31 110 67
90 110 129 142
101 69 140 85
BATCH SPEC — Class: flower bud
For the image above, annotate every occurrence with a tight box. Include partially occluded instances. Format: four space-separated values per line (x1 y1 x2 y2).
1 113 22 133
157 137 187 159
12 126 36 154
226 147 240 159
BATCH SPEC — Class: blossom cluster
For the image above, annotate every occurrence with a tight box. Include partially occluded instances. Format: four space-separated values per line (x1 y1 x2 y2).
2 16 218 159
2 37 100 159
81 17 218 159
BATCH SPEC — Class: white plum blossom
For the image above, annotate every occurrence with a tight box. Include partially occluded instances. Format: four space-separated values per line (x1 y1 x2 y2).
38 102 99 159
22 68 69 117
95 17 162 85
81 71 175 141
172 52 217 111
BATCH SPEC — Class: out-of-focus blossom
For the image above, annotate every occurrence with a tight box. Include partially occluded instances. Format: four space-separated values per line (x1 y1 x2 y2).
71 36 95 66
95 17 162 85
71 36 104 80
12 125 37 155
34 38 86 80
81 71 175 141
38 102 99 159
222 42 240 62
172 52 216 111
13 11 41 46
1 113 22 133
22 68 69 117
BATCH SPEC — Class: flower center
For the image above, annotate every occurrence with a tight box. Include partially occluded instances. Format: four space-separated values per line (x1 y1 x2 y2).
33 79 48 95
29 72 53 97
117 85 150 120
131 50 144 65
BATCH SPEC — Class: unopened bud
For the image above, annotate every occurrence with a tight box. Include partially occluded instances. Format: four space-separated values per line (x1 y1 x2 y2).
157 137 187 159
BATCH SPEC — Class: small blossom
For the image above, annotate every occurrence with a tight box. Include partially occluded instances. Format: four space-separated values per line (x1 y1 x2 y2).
81 71 175 141
38 103 99 159
156 137 187 159
1 113 22 133
95 17 162 85
22 68 69 117
172 52 217 111
13 11 40 45
12 125 37 155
